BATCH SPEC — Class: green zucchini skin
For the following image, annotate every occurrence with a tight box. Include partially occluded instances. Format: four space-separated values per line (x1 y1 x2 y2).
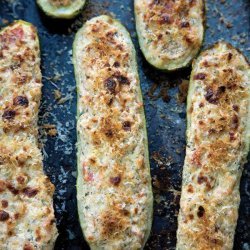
177 42 250 249
37 0 86 19
134 0 206 71
73 15 153 249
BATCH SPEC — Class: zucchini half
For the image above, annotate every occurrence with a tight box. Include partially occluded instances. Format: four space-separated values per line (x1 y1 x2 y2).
37 0 86 19
134 0 205 71
177 42 250 249
0 21 58 249
73 15 153 249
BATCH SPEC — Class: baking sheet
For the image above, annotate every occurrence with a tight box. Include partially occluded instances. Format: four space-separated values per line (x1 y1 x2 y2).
0 0 249 249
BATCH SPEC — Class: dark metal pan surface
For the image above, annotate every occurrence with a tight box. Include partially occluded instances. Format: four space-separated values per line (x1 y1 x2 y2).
0 0 249 249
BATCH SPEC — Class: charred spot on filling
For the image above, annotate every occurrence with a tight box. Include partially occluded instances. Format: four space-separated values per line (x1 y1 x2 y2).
134 207 138 214
14 213 19 220
194 73 206 80
184 35 193 44
217 86 226 93
16 153 28 166
13 54 24 65
231 114 239 130
50 219 56 225
89 158 96 164
105 129 113 138
110 176 121 186
107 97 113 106
22 187 39 198
204 88 216 104
104 72 130 95
104 77 116 95
7 183 19 195
185 36 194 44
229 131 236 141
122 209 130 216
10 63 21 70
113 61 120 68
181 21 190 28
197 206 205 218
2 109 16 121
198 120 204 126
106 31 116 40
159 14 173 25
115 74 130 85
197 174 212 190
1 200 8 208
0 210 9 221
13 96 29 107
122 121 131 131
227 52 233 61
202 60 209 67
157 34 163 40
16 176 25 184
199 102 204 108
116 44 124 51
208 128 216 134
232 105 239 112
204 86 226 104
8 231 14 237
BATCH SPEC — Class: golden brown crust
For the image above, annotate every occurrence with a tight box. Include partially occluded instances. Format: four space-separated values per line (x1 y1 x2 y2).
177 42 250 250
74 15 153 250
0 21 58 249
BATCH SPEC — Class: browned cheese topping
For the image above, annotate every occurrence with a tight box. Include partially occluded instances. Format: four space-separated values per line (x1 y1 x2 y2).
177 42 250 250
74 16 153 249
0 21 58 249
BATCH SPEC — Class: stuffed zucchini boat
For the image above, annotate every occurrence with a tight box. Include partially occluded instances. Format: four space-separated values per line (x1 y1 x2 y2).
177 42 250 249
0 21 58 249
37 0 86 19
134 0 205 71
73 15 153 249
